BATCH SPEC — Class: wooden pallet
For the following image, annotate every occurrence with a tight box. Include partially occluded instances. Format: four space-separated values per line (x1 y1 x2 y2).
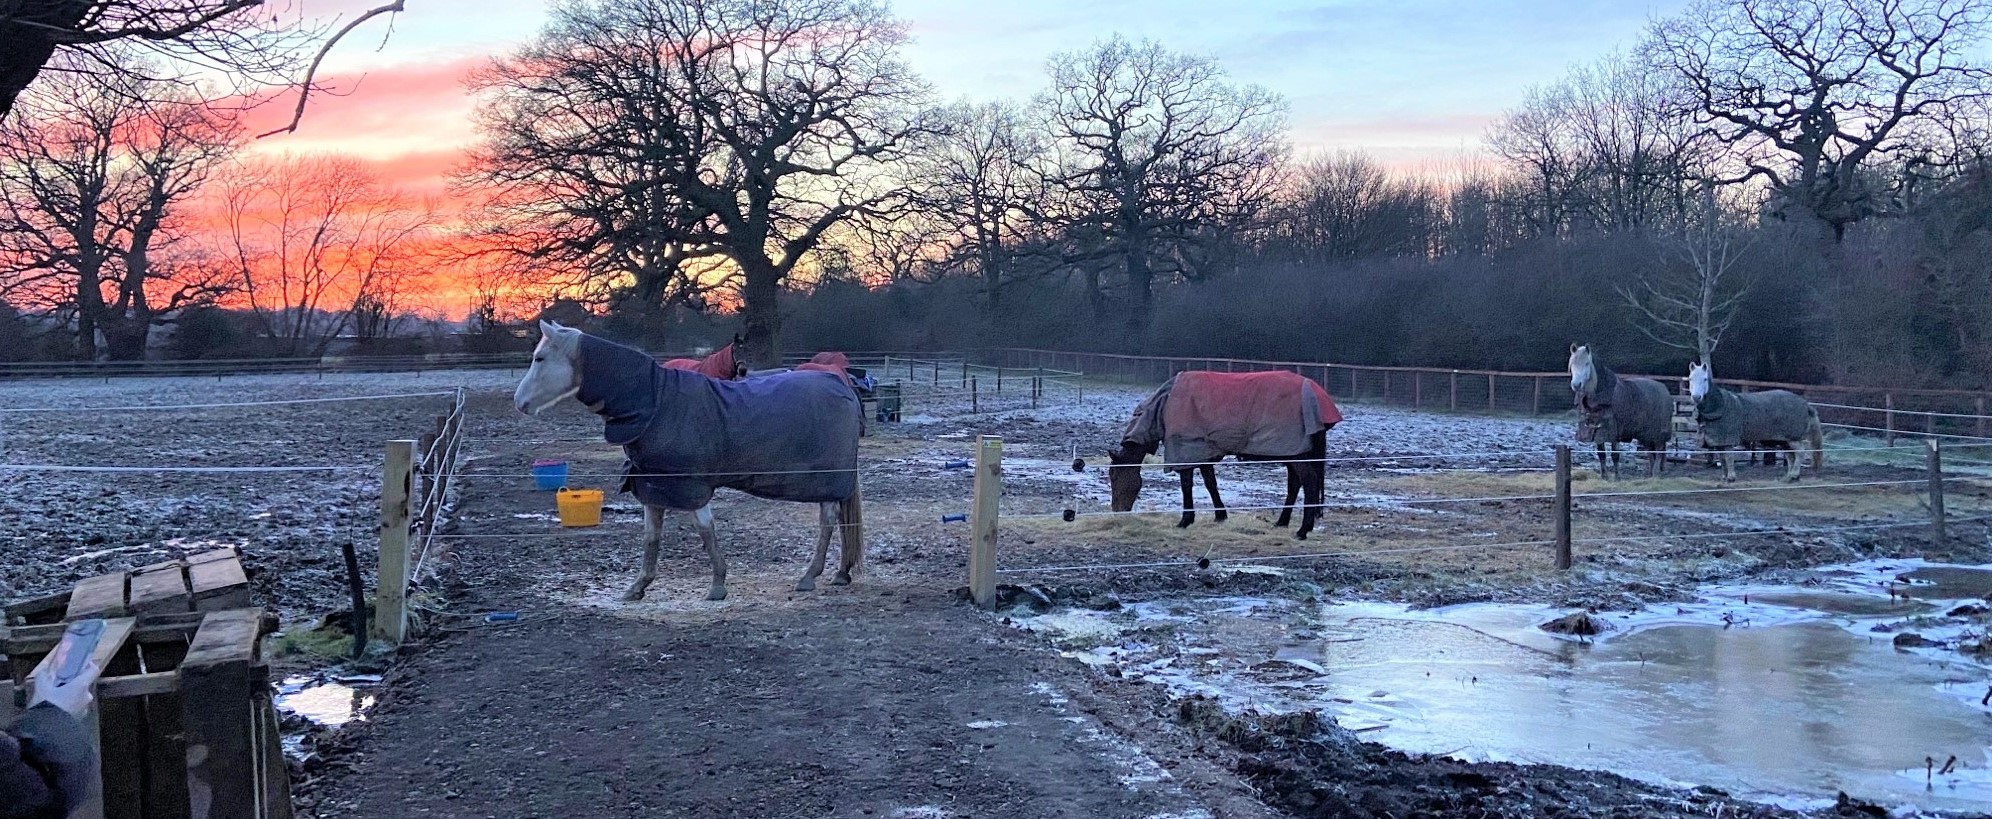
1 547 290 819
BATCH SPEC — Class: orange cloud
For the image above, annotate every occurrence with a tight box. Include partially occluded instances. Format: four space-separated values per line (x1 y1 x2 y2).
238 57 487 193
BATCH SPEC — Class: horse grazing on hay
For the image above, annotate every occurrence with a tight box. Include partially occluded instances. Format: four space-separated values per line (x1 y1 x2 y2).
515 322 862 601
1108 370 1342 540
663 333 747 380
1568 344 1673 480
1689 361 1823 482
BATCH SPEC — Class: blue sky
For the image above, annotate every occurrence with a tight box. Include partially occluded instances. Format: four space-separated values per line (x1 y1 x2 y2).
285 0 1691 177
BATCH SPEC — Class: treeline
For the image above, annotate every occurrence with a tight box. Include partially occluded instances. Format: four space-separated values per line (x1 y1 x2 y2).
457 0 1992 388
4 0 1990 390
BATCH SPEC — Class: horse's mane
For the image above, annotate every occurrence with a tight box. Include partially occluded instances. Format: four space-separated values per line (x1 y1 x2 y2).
1578 355 1620 409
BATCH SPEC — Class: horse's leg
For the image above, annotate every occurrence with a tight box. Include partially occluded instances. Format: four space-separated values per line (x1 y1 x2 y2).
1720 449 1737 483
1201 465 1228 523
693 504 726 601
1177 468 1196 528
1783 440 1802 482
1275 466 1298 528
622 504 666 602
1594 442 1610 480
1296 460 1324 540
798 501 837 592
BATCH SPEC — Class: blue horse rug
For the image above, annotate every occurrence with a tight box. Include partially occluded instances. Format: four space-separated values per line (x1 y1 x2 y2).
577 334 860 510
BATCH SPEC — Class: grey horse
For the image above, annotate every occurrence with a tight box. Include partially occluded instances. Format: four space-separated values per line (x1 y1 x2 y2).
515 322 863 601
1568 344 1673 480
1689 361 1823 482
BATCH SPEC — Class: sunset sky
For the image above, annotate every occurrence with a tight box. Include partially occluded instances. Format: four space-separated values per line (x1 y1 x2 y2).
262 0 1692 198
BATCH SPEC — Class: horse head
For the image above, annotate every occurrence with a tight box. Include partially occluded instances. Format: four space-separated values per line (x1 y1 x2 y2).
516 320 583 415
1688 360 1713 402
1568 343 1597 394
1106 440 1154 512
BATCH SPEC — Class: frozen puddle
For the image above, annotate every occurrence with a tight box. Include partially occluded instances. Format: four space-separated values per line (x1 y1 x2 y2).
1016 559 1992 813
275 674 378 756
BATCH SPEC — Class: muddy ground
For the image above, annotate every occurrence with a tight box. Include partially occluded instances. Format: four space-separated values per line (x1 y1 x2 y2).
5 372 1985 817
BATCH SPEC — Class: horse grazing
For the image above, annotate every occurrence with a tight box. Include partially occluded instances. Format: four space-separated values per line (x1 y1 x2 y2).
1689 361 1823 482
1108 370 1342 540
663 333 747 380
515 322 862 601
1568 344 1674 480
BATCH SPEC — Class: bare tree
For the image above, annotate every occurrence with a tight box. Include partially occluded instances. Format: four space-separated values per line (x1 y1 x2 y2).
1646 0 1992 240
1278 151 1437 263
1489 52 1710 236
0 51 240 360
1 0 412 133
215 154 435 356
1037 36 1286 330
909 100 1049 307
1619 184 1758 363
464 0 929 367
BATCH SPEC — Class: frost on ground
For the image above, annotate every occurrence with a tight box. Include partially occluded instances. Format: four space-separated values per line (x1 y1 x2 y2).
0 369 521 614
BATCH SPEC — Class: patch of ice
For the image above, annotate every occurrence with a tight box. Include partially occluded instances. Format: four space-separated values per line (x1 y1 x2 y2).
965 720 1009 729
890 808 949 819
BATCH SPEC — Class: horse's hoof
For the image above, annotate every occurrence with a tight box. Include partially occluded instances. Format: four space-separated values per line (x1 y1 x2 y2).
1273 519 1291 528
621 590 646 603
1294 530 1309 541
707 587 727 601
1214 511 1229 523
1176 516 1195 529
795 578 817 592
831 574 852 586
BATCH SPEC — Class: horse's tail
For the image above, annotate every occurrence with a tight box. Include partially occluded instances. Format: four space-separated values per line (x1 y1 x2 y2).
838 483 864 577
1808 408 1825 470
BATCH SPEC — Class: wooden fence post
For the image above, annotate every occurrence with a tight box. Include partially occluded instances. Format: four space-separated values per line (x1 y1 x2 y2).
1488 373 1497 412
1413 372 1422 407
1885 393 1896 446
1532 376 1542 416
1384 370 1392 403
374 440 414 644
971 377 980 414
1449 371 1458 412
968 436 1003 608
1554 445 1573 570
1929 439 1946 547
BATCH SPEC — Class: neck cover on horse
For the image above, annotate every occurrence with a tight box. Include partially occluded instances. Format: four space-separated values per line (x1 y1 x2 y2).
1126 371 1342 469
1576 362 1621 413
578 333 860 510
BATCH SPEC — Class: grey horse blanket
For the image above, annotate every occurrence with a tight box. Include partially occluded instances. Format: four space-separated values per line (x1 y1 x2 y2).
1125 371 1342 468
1576 366 1673 447
577 334 859 510
1694 387 1814 448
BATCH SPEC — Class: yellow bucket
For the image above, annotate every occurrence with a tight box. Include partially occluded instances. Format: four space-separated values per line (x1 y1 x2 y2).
555 488 604 528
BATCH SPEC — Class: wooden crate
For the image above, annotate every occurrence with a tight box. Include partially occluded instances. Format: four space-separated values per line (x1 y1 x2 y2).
1 548 291 819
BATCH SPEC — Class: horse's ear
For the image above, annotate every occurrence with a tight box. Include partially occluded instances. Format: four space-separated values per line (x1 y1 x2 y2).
1570 343 1579 354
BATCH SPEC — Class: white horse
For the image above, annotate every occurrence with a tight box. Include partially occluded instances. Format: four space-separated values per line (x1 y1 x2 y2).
514 321 863 601
1688 361 1823 482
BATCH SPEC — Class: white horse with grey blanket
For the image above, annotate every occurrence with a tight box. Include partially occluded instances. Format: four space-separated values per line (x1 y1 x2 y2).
514 321 863 601
1688 361 1823 482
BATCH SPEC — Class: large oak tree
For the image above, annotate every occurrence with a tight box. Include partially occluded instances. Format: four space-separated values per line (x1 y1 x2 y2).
464 0 930 367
